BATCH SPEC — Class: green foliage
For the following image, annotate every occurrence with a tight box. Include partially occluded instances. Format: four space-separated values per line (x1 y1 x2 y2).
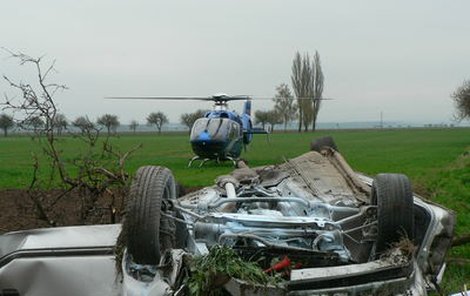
187 245 280 296
425 151 469 295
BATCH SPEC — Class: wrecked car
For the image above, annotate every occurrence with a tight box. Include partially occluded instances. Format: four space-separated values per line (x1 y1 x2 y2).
0 137 455 295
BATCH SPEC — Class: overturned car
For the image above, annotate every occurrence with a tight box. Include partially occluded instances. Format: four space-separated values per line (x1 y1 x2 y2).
0 137 455 295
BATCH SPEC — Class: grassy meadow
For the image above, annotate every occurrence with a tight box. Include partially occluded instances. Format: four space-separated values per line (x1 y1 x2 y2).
0 128 468 188
0 127 469 292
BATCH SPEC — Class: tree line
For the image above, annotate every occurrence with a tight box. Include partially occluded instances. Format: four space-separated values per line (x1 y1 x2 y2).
0 111 170 137
3 50 469 137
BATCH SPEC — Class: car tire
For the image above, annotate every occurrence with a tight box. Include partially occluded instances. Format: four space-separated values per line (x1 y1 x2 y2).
124 166 177 264
371 173 414 255
310 136 338 152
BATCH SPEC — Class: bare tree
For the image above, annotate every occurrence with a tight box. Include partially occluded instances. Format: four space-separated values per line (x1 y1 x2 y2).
72 116 99 145
73 116 94 131
291 51 324 132
53 113 68 135
97 114 120 135
452 80 470 121
180 109 207 130
2 50 138 226
3 50 67 142
265 110 282 132
147 112 168 134
129 120 139 133
0 113 14 136
291 53 314 132
24 116 45 133
255 110 270 129
273 83 297 131
311 51 324 131
2 51 71 225
291 52 304 132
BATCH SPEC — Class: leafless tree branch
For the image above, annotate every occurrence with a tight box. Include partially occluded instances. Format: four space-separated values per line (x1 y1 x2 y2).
2 50 139 225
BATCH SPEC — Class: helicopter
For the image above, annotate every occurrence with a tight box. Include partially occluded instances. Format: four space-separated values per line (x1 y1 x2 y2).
109 94 268 167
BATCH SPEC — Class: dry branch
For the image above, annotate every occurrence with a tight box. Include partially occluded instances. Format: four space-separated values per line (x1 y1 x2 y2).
2 50 139 225
453 234 470 247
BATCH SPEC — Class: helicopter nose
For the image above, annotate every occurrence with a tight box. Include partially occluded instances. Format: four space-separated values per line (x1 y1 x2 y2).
198 131 211 141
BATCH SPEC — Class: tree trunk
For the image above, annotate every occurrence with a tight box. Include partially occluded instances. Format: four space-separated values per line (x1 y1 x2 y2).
2 128 6 137
312 112 317 131
303 113 309 132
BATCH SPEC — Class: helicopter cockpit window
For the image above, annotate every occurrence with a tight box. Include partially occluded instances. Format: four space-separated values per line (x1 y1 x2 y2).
229 122 241 139
190 118 240 141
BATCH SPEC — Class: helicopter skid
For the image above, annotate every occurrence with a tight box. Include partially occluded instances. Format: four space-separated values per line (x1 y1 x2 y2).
187 155 238 167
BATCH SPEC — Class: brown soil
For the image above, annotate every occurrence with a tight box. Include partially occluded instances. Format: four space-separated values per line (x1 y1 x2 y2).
0 185 202 234
0 188 127 233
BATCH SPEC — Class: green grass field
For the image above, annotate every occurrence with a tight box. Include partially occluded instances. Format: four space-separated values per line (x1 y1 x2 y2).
1 128 468 188
0 128 469 292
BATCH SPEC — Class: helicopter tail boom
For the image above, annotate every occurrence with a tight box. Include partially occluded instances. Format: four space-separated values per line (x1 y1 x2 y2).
243 100 252 117
244 127 268 135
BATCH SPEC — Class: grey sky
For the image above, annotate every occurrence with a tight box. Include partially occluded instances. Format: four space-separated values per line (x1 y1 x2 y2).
1 0 469 124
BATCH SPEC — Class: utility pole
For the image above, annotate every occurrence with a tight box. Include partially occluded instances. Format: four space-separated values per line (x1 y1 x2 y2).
380 111 383 129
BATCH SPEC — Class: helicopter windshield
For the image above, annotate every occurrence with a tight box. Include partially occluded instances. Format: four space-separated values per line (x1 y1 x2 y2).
190 118 241 142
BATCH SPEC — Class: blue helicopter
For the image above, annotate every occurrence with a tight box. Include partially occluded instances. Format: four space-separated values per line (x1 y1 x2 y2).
186 94 269 166
110 94 267 167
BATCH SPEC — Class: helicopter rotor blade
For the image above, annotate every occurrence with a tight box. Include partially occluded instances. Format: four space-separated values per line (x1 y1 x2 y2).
106 95 334 102
106 95 253 102
106 96 216 101
250 97 334 101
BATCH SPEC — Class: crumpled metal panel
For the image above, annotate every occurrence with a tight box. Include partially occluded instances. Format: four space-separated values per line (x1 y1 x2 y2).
0 224 121 257
0 224 189 296
0 255 120 296
0 224 121 296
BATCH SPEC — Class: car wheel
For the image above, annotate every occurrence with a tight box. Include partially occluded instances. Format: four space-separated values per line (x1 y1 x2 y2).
124 166 177 264
371 173 414 255
310 136 338 152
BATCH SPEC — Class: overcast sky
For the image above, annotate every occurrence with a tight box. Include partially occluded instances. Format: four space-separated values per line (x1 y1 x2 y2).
1 0 469 124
